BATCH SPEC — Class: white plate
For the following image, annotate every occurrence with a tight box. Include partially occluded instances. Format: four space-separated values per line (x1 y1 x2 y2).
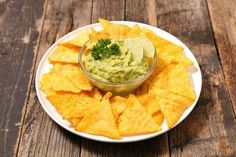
35 21 202 143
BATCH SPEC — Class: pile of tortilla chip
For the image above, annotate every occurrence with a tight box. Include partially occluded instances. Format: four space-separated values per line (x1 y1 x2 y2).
40 18 196 139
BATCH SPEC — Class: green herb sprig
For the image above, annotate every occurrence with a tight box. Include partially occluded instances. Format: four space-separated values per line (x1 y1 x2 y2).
91 38 120 60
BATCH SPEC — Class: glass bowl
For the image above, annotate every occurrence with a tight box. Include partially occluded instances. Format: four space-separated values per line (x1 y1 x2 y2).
78 38 157 95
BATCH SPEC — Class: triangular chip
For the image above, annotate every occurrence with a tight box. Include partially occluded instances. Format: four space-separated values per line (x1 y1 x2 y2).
110 96 127 121
48 46 79 64
59 29 90 49
75 92 120 139
127 24 142 37
141 27 173 52
153 88 194 128
99 18 130 38
137 92 164 125
53 64 93 91
151 63 196 100
47 93 84 119
87 87 103 100
118 95 160 136
159 44 192 66
137 92 160 115
40 72 56 95
152 111 164 126
41 69 81 94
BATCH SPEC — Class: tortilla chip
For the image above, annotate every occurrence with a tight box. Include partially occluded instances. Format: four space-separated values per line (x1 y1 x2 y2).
158 44 192 67
102 92 113 100
62 69 93 91
89 30 110 42
152 111 164 126
52 74 81 93
137 92 160 115
127 24 142 37
47 93 84 119
149 57 168 80
151 63 196 100
135 80 151 95
152 88 193 128
40 72 56 95
118 95 160 135
48 46 79 64
141 28 173 52
110 96 127 121
75 93 120 139
59 29 90 49
137 92 164 126
52 64 93 91
68 118 82 127
88 88 103 100
99 18 130 38
40 69 81 94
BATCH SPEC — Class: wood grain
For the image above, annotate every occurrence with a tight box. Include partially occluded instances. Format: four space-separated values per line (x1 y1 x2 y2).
207 0 236 116
155 0 236 156
16 0 92 157
92 0 125 22
0 0 47 157
126 0 157 26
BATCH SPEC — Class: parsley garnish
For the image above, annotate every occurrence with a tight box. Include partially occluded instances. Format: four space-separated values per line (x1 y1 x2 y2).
90 38 120 60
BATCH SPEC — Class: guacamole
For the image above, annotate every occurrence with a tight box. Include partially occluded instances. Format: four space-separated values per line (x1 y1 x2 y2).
83 37 155 83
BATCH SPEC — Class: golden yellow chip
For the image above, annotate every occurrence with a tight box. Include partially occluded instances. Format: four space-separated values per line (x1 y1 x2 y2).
75 92 120 139
48 46 79 64
99 18 130 38
53 64 93 91
87 87 103 100
47 93 84 119
51 73 81 93
135 79 151 95
43 65 82 93
127 24 142 37
40 72 56 95
152 88 193 128
151 63 196 100
152 111 164 126
59 29 90 48
118 95 160 135
68 118 82 127
160 44 193 66
141 28 173 52
89 30 110 41
137 92 160 115
110 96 127 121
137 92 164 126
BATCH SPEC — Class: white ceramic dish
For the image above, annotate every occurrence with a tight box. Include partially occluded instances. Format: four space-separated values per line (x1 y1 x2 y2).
35 21 202 143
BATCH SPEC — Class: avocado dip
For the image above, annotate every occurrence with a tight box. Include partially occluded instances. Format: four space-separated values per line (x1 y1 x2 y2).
83 37 155 83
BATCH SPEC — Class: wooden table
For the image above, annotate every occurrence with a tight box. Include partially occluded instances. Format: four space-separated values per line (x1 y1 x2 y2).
1 0 236 156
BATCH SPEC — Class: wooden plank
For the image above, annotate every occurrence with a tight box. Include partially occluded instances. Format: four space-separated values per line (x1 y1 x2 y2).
0 0 47 157
207 0 236 115
91 0 125 22
155 0 236 156
79 0 169 157
16 0 92 157
126 0 157 26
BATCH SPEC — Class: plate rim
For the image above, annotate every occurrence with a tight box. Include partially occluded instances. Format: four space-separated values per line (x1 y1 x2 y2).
35 21 202 143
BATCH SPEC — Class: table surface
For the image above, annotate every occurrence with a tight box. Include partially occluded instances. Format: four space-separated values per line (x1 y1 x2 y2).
1 0 236 156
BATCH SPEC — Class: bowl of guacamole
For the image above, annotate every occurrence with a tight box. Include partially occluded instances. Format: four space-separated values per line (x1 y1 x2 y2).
79 37 157 94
